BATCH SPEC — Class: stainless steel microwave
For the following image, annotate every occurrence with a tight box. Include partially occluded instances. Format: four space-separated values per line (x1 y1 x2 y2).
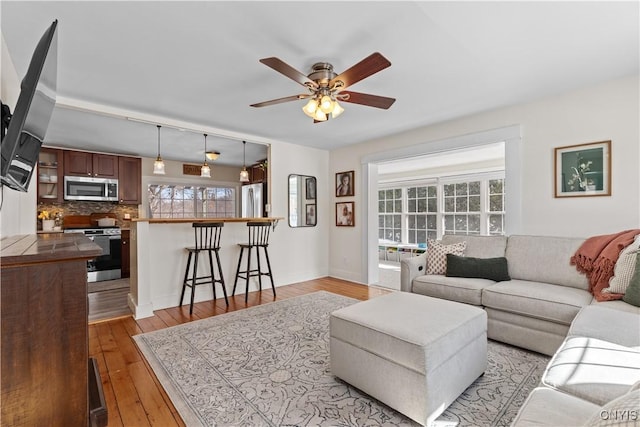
64 176 118 201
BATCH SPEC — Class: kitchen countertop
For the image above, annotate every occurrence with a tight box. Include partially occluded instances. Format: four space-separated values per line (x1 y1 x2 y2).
1 233 102 267
132 217 283 224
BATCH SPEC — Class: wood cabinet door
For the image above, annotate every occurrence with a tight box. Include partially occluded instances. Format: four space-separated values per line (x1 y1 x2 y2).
121 229 130 278
64 150 93 177
93 154 118 178
118 156 141 204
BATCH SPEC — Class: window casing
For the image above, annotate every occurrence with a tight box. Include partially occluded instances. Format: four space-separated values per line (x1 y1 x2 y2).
148 184 236 218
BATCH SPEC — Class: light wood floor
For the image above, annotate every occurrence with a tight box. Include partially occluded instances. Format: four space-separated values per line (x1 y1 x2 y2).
89 277 391 427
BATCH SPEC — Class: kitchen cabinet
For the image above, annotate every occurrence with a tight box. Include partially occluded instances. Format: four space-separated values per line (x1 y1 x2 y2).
250 161 267 183
118 156 141 204
64 151 118 178
0 233 104 426
121 229 130 278
37 147 64 202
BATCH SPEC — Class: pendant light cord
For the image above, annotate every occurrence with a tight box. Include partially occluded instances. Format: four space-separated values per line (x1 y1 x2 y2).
157 125 161 157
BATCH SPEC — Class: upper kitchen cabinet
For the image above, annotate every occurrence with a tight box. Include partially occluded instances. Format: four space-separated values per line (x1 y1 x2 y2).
37 147 64 202
118 156 141 205
64 151 118 178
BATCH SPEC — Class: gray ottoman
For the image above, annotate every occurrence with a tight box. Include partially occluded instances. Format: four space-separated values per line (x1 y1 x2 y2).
330 292 487 426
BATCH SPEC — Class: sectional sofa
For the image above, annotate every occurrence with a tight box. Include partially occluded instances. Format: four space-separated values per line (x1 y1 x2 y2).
400 234 640 426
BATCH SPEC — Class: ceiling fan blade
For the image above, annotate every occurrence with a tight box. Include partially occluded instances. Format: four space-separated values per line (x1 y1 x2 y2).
330 52 391 89
250 94 308 108
339 91 396 109
259 57 318 88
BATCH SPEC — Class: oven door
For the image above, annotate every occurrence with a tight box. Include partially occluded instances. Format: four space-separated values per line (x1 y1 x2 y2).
87 235 122 282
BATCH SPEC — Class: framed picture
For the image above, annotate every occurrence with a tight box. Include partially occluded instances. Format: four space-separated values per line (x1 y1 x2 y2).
305 204 316 226
554 140 611 198
305 177 316 200
336 202 355 227
335 170 354 197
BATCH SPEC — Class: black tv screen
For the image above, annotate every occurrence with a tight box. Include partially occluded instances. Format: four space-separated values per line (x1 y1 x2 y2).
0 20 58 192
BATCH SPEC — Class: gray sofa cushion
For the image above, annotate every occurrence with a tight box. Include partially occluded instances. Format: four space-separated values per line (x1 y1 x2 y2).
482 279 593 325
412 274 495 306
569 305 640 348
542 336 640 405
505 235 589 290
442 234 507 258
510 387 599 427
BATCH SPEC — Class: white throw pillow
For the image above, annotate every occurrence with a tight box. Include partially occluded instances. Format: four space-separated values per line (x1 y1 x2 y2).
583 382 640 426
426 239 466 275
605 234 640 294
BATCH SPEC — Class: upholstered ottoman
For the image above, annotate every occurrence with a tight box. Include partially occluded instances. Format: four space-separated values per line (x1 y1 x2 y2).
330 292 487 426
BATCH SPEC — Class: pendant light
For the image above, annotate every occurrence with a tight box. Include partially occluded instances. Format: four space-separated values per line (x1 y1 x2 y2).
201 133 211 178
239 140 250 182
153 125 166 175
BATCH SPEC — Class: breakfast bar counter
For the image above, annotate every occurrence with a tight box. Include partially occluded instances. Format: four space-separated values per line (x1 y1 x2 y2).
129 217 283 319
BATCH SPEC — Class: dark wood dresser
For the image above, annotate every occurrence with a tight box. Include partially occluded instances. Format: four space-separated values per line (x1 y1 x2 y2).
1 233 102 426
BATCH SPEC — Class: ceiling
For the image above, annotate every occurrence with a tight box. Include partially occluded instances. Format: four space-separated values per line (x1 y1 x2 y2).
2 1 638 167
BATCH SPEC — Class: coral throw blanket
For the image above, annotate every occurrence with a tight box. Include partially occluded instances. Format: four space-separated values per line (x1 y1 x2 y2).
571 229 640 301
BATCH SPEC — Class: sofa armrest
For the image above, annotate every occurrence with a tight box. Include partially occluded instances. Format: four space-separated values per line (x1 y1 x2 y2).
400 253 427 292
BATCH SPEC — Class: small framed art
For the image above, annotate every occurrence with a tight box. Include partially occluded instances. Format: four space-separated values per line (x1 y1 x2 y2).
554 140 611 198
305 204 317 226
335 170 354 197
336 202 354 226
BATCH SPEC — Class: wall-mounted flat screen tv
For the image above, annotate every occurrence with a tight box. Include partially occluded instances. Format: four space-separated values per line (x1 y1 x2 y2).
0 20 58 192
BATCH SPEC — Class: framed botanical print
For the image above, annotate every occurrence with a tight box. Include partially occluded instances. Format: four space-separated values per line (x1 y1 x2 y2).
554 140 611 198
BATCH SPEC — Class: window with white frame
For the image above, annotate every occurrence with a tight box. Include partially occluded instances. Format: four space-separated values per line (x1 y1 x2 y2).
148 184 236 218
377 173 505 244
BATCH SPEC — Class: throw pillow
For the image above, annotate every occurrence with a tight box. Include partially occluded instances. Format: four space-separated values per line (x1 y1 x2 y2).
445 254 511 282
583 383 640 426
605 234 640 294
426 239 466 275
622 250 640 307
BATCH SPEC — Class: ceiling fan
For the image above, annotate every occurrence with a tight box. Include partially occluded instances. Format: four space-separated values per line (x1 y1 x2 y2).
250 52 395 122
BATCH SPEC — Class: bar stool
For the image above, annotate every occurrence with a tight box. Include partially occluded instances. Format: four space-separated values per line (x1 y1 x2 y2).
232 221 275 303
180 222 229 314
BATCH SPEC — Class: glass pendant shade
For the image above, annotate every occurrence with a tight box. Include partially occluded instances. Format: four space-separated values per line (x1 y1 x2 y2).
201 133 211 177
313 108 327 121
302 98 319 117
153 125 166 175
239 168 250 183
331 101 344 118
320 95 333 113
240 140 250 182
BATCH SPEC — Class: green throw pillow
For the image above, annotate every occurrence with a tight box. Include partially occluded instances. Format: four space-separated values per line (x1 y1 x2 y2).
622 253 640 307
446 254 511 282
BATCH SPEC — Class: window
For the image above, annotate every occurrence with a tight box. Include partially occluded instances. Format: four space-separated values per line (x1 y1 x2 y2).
407 185 438 242
377 174 505 244
443 181 481 235
148 184 236 218
378 188 402 242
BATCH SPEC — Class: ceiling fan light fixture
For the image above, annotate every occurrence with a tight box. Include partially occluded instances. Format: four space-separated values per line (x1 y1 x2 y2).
331 101 344 118
320 95 334 114
302 98 319 117
313 108 327 121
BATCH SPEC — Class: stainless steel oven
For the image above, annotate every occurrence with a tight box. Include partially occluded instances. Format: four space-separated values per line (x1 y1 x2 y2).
64 227 121 282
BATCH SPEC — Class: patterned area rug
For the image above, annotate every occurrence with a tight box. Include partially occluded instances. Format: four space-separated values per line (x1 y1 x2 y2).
134 291 549 426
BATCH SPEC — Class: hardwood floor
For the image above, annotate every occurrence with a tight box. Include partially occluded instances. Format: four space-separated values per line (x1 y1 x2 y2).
89 277 391 427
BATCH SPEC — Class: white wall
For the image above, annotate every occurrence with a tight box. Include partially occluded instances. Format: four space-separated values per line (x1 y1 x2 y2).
329 75 640 283
0 35 37 237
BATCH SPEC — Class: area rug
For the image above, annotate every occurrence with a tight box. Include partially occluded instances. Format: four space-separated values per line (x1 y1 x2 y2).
133 291 549 426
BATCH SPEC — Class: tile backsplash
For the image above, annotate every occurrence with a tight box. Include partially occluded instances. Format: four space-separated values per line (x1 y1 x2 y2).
37 201 139 229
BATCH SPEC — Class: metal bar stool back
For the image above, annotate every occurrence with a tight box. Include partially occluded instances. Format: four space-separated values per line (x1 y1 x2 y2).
232 221 275 303
180 222 229 314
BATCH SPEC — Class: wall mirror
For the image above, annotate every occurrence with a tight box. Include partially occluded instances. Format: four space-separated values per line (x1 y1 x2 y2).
288 174 316 227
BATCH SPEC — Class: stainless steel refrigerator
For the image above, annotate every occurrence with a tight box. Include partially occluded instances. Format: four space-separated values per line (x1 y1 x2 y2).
241 183 264 218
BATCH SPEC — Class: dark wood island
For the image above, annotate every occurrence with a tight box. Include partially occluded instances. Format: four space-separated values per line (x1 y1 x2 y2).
1 233 103 426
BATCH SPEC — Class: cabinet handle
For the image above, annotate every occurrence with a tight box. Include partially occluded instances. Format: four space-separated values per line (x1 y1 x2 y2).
87 173 91 176
122 241 127 245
